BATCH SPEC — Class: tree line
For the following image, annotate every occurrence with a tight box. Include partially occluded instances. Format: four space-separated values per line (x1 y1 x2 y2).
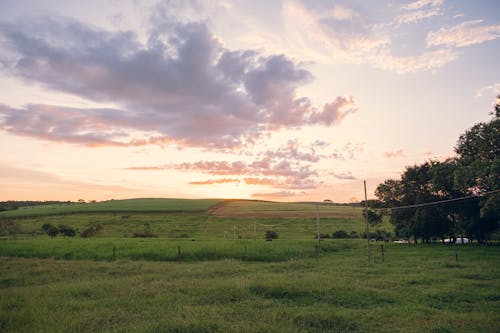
373 97 499 243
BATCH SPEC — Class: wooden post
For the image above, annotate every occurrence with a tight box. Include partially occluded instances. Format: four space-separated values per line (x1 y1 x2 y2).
381 244 384 262
316 204 320 257
177 245 182 263
364 180 371 262
112 246 116 261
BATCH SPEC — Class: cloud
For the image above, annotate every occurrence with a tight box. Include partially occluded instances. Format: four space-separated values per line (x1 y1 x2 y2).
263 139 321 162
126 138 332 190
396 0 444 25
281 0 459 74
325 5 360 21
427 20 500 48
330 172 356 180
371 48 458 74
475 83 500 98
330 142 364 160
251 191 301 198
383 149 405 158
244 177 317 189
189 178 240 185
0 16 356 149
401 0 444 11
0 103 176 147
0 164 138 193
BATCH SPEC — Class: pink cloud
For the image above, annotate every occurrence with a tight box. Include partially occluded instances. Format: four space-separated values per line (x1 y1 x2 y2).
383 149 406 158
0 16 357 149
189 178 241 185
251 191 302 199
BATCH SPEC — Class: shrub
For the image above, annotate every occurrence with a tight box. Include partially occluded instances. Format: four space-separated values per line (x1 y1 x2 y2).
332 230 350 239
132 232 157 238
41 223 59 238
265 230 279 241
0 220 21 238
80 224 103 238
58 225 76 237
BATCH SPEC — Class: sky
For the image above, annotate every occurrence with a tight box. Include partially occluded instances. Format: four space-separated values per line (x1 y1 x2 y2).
0 0 499 203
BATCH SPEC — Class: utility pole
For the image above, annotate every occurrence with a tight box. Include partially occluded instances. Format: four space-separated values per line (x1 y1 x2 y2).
364 180 370 261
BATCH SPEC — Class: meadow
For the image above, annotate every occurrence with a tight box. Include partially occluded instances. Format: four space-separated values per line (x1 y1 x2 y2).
0 199 498 332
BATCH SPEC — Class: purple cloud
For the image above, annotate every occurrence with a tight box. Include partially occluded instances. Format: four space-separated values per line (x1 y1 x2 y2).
0 16 357 149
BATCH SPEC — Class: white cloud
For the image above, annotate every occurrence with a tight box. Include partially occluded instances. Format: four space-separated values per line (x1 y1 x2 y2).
427 20 500 48
396 0 444 25
475 83 500 98
279 0 460 74
401 0 444 11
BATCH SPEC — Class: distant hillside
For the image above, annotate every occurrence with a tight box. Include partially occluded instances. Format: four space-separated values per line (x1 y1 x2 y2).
0 198 223 218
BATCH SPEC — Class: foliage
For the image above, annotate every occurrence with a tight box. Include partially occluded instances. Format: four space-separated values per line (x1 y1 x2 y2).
40 223 60 238
332 230 350 239
265 230 279 241
58 225 76 237
375 101 499 243
0 220 21 238
80 224 103 238
362 208 383 226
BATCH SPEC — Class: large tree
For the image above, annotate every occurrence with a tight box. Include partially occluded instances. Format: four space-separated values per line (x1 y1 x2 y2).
375 99 499 243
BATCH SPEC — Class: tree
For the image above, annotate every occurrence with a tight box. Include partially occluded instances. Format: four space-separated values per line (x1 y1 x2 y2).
0 220 21 239
454 100 499 242
362 209 382 227
375 100 499 243
265 230 278 241
58 225 76 237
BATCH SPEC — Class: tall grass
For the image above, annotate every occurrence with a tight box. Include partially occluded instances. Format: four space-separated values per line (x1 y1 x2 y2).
0 238 357 262
0 243 498 332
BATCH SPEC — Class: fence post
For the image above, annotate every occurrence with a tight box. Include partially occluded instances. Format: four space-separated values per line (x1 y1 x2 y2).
177 245 182 263
381 244 385 262
112 246 116 261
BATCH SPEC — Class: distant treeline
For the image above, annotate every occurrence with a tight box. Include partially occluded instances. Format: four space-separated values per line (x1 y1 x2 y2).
0 201 75 212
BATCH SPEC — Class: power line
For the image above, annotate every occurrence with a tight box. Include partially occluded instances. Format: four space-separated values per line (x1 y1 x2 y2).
379 189 500 211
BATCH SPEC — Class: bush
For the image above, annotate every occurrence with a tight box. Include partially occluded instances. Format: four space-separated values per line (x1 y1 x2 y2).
332 230 350 239
132 232 157 238
58 225 76 237
265 230 279 241
80 224 103 238
0 220 21 238
41 223 59 238
316 233 331 239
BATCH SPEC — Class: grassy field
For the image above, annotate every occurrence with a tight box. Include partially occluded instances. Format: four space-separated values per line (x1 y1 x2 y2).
1 199 387 240
0 198 223 218
0 242 498 332
1 198 498 332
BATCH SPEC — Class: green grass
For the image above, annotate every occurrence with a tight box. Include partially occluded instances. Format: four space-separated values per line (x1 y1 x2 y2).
0 243 498 332
0 238 354 262
1 199 389 240
1 198 497 332
1 211 386 240
0 198 223 218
